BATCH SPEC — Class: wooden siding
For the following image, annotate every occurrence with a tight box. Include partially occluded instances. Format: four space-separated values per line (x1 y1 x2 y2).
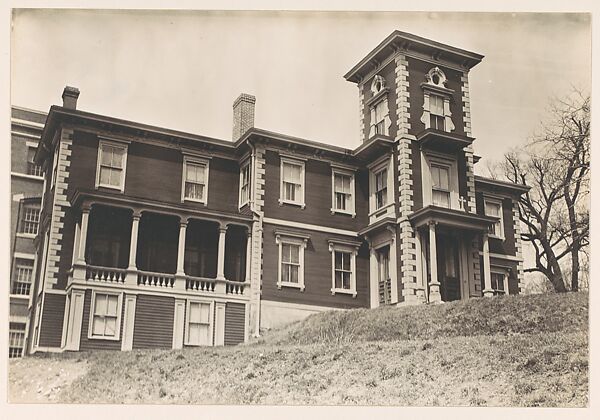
406 57 465 137
132 294 174 350
224 303 245 346
79 289 124 351
38 293 65 348
262 150 369 230
261 222 370 309
69 130 240 213
475 193 516 255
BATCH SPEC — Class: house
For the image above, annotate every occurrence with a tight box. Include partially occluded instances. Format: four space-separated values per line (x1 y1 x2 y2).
10 106 46 357
26 31 528 354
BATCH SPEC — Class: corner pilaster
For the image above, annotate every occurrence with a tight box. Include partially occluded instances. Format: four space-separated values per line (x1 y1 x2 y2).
461 72 476 213
512 198 525 292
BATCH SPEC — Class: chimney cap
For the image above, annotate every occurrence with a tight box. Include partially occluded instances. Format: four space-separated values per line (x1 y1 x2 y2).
62 85 80 98
233 93 256 107
62 86 80 109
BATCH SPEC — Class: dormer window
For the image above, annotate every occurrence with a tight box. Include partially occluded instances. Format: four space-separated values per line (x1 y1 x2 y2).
420 67 455 133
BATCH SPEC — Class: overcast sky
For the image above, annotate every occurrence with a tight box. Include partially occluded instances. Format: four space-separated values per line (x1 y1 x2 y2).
11 10 591 173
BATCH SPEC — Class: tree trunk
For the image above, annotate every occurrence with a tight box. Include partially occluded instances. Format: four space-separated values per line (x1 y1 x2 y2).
543 241 568 293
570 248 580 292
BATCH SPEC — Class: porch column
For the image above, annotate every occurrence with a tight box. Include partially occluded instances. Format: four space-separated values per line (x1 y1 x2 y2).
76 205 91 264
128 211 141 270
245 229 252 284
428 221 441 302
414 229 426 303
216 224 228 280
369 245 379 309
176 218 188 276
482 233 494 297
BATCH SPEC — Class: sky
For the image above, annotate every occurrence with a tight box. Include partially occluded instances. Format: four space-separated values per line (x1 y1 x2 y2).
11 10 591 173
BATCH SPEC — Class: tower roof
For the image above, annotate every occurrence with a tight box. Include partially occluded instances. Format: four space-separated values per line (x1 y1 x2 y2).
344 30 484 84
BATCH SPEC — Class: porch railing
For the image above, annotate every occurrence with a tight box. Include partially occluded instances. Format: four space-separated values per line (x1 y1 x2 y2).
85 265 127 284
224 279 248 295
137 270 175 288
185 275 216 292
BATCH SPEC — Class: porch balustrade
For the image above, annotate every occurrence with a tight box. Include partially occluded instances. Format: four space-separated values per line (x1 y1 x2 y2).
69 202 252 300
85 265 127 284
137 270 176 288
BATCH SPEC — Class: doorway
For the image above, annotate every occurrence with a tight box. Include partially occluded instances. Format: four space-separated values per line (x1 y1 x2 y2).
436 233 462 302
377 245 391 305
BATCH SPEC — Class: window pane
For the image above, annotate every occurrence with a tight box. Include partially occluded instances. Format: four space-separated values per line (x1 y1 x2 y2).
284 182 296 201
486 202 500 217
189 302 200 323
430 95 444 115
199 303 210 324
283 163 301 183
94 294 107 315
111 148 124 169
439 167 449 189
188 323 200 344
92 317 105 336
433 190 450 208
342 253 350 271
335 271 343 289
335 252 342 270
107 295 119 316
101 146 113 166
282 264 291 282
105 317 117 336
289 245 300 263
342 272 351 289
290 266 299 283
336 192 346 210
109 168 122 186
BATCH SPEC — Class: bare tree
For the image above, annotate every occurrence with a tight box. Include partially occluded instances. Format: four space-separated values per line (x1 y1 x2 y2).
503 90 590 292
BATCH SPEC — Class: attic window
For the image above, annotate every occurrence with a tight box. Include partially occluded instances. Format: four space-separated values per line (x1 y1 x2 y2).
425 67 448 88
371 75 386 95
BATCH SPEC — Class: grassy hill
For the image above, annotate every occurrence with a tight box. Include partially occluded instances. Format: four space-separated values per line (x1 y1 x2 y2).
9 292 588 406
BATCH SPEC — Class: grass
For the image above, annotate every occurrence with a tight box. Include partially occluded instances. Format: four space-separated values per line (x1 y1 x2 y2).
9 292 588 406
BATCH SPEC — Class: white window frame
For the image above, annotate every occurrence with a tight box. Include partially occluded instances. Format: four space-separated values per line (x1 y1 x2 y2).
95 139 128 192
239 160 251 208
275 232 309 291
184 299 214 347
19 204 40 238
331 167 355 217
368 155 393 217
279 156 306 208
9 323 26 358
181 156 210 205
12 257 34 296
26 144 44 178
87 290 123 341
484 196 505 240
490 267 509 295
328 241 359 297
422 152 460 210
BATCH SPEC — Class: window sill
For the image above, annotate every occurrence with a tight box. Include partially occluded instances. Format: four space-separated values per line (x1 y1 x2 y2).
488 234 505 241
11 172 44 182
183 197 207 205
87 335 120 341
278 199 305 209
16 233 36 239
277 282 305 291
96 184 124 193
330 208 356 218
331 288 357 298
368 202 394 218
9 294 30 300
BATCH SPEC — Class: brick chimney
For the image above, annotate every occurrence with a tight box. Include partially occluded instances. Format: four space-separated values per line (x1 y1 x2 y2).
232 93 256 140
62 86 80 109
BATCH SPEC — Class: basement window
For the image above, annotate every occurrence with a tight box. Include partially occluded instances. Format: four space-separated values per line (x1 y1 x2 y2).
490 269 508 295
88 291 122 340
185 300 213 346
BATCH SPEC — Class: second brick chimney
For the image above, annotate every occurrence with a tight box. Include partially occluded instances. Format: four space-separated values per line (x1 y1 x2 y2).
62 86 80 109
232 93 256 140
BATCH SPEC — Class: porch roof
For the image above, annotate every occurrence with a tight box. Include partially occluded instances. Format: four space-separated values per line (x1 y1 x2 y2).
409 205 497 231
69 188 254 226
417 129 474 153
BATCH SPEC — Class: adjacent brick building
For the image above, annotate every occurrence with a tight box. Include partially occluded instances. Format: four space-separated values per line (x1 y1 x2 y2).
26 31 527 354
10 106 46 357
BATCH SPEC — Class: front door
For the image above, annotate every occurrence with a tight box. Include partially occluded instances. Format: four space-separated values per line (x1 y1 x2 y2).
437 234 461 302
377 246 391 305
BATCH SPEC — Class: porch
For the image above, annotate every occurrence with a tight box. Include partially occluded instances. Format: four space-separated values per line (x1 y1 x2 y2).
69 201 252 297
410 205 501 303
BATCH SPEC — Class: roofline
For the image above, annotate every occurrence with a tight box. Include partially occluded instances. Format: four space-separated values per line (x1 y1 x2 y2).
344 30 484 83
474 175 531 193
239 128 353 156
11 105 48 116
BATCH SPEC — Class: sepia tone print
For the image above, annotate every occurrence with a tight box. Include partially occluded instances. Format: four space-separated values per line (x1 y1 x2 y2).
8 10 589 407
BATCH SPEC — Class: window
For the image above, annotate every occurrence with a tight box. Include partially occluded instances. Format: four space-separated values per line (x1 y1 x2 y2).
375 168 388 209
490 270 508 295
27 147 43 177
51 147 58 187
431 164 450 208
9 323 26 358
239 161 251 207
96 140 127 191
329 241 359 297
331 169 355 215
484 197 505 239
88 291 122 340
12 258 33 296
182 157 209 204
33 299 42 347
373 101 387 135
429 94 446 131
276 232 308 290
20 205 40 235
185 300 213 346
279 157 305 207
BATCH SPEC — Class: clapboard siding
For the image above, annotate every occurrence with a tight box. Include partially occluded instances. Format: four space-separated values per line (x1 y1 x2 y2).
38 293 65 348
79 289 125 351
224 303 245 346
132 294 174 350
